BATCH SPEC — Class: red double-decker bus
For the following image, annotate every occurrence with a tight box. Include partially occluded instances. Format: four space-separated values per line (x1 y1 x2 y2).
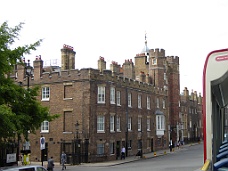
203 49 228 170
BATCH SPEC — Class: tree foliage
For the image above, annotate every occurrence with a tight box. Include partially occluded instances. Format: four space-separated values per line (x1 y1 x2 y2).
0 21 59 143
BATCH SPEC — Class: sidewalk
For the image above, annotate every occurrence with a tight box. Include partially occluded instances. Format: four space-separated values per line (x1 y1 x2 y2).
80 146 178 167
31 143 199 168
80 142 202 167
80 149 171 167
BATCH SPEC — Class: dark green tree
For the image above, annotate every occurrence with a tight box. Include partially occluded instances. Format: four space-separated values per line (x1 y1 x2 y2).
0 21 58 143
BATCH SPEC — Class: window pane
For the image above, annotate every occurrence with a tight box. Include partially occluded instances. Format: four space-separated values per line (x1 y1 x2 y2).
98 86 105 103
110 116 114 131
41 121 49 132
109 142 114 154
117 91 121 105
97 143 104 155
97 116 105 131
110 87 115 104
116 117 120 131
42 87 50 100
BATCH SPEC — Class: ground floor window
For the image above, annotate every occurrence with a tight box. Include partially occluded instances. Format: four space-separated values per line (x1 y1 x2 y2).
109 142 114 154
128 140 132 150
97 143 104 155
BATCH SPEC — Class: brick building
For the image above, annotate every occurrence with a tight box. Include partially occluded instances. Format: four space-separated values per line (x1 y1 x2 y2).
12 39 180 163
180 87 203 143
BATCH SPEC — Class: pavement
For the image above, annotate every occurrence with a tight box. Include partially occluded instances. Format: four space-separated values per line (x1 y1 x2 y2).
30 142 201 169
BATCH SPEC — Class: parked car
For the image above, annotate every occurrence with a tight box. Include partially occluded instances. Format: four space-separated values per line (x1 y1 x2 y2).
0 165 47 171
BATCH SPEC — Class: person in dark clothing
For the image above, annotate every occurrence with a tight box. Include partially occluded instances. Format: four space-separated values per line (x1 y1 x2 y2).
169 139 173 152
47 156 54 171
61 151 67 170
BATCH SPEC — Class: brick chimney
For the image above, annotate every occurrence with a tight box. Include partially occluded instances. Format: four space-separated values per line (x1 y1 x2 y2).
33 55 43 81
98 56 106 72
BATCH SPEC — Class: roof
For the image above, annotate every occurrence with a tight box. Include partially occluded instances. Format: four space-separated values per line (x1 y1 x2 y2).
155 109 164 115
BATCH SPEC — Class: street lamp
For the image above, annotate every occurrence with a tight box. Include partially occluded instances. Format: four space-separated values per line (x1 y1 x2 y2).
75 121 79 139
74 121 81 165
140 128 143 158
25 60 33 89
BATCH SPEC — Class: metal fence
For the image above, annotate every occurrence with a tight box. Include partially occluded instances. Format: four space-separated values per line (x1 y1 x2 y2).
60 139 89 165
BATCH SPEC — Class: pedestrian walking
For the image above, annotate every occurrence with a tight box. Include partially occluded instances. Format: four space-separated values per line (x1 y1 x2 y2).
177 140 180 149
47 156 54 171
61 151 67 170
121 146 126 160
169 139 173 152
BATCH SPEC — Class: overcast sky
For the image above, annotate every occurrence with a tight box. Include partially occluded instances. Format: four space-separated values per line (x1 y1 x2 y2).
1 0 228 94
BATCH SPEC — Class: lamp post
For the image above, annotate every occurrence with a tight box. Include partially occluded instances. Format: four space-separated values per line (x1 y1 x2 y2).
75 121 79 139
140 126 143 158
25 60 33 89
74 121 81 165
17 81 23 165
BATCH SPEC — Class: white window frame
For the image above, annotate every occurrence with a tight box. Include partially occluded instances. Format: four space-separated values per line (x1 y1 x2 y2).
110 115 115 132
147 118 151 131
138 94 142 108
156 115 165 130
98 86 105 104
97 115 105 132
128 93 132 107
42 87 50 101
110 87 115 104
138 117 142 131
41 121 49 133
116 91 121 106
109 142 114 154
163 99 166 109
147 96 151 110
128 117 132 131
116 116 120 131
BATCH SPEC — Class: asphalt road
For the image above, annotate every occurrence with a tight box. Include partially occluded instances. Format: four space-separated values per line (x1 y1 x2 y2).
54 143 203 171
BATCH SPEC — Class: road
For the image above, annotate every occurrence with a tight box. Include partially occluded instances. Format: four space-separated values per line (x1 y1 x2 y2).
54 143 203 171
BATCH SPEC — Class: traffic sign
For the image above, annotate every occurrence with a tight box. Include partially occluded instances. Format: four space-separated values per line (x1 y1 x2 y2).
40 137 45 150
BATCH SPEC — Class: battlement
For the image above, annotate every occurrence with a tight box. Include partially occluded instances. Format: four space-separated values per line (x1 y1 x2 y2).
149 48 165 58
166 56 179 64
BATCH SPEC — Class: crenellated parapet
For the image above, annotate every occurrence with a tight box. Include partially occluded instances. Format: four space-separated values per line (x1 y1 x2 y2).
88 68 163 92
166 56 179 64
154 86 168 96
149 48 165 58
